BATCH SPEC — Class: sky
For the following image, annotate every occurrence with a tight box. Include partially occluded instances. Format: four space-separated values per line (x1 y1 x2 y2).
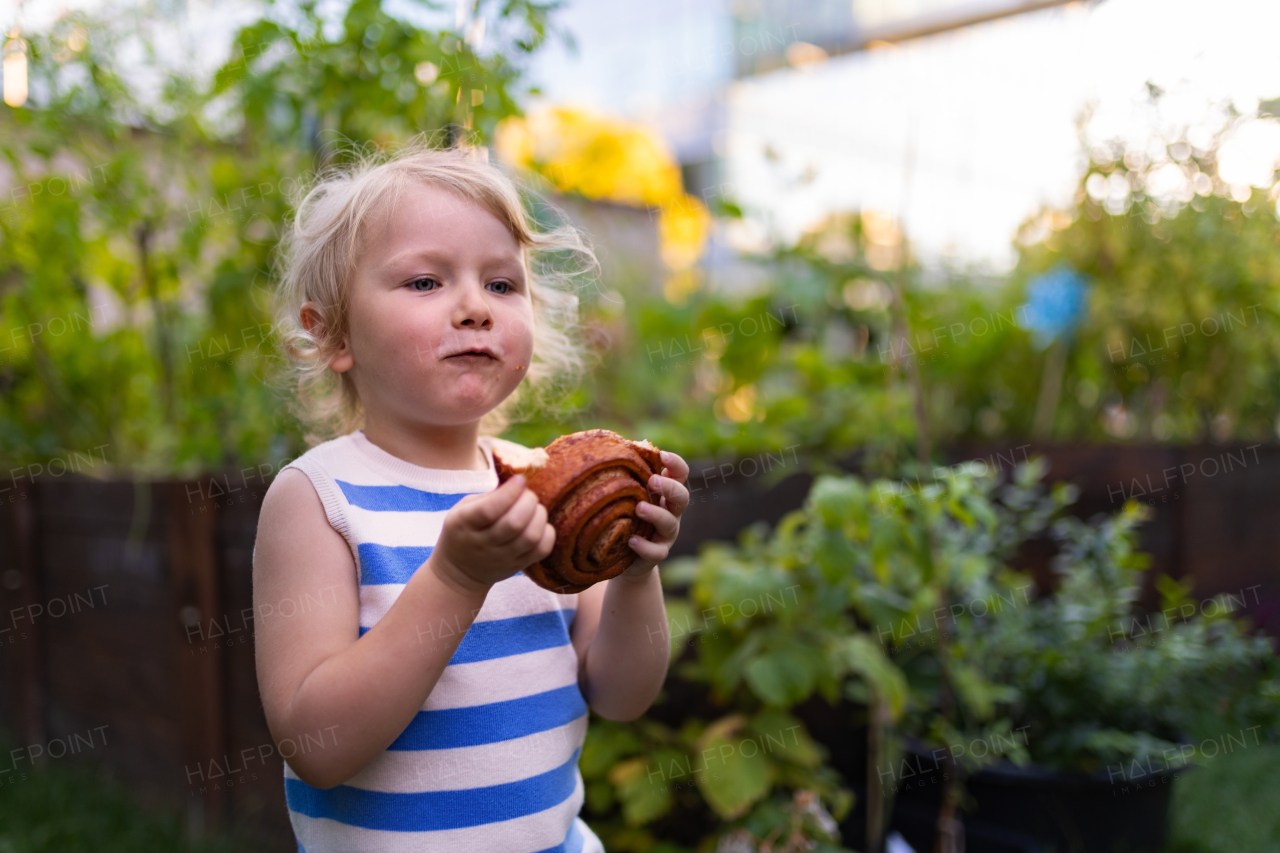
6 0 1280 271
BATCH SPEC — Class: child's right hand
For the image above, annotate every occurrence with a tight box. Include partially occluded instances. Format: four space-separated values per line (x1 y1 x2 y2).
428 475 556 593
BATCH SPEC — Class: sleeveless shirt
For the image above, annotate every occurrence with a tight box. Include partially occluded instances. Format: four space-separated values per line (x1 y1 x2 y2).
279 430 605 853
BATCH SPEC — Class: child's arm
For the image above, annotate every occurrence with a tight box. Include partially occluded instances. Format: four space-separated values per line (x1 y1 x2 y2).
572 451 690 720
253 469 552 790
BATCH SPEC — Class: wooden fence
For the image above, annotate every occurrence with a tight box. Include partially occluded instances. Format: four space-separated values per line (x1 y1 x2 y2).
0 442 1276 851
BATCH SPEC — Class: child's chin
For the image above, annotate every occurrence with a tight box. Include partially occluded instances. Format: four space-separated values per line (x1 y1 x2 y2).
426 389 509 422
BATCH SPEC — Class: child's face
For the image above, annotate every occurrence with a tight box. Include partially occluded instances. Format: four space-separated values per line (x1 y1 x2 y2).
338 181 536 429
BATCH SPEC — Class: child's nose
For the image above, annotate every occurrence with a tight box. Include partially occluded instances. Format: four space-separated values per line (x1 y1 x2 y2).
453 280 494 328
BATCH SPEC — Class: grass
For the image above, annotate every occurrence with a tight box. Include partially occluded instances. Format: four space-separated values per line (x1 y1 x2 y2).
0 734 268 853
1166 744 1280 853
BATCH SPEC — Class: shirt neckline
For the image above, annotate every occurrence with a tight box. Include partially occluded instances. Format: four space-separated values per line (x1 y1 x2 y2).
348 429 499 494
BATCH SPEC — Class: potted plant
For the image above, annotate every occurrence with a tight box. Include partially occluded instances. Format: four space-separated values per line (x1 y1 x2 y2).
887 495 1280 853
578 454 1278 852
828 459 1280 853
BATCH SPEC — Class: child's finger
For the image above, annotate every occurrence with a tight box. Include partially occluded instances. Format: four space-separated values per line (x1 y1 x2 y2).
510 500 548 553
457 475 525 529
488 488 542 544
646 474 690 517
627 534 668 564
517 519 556 564
536 523 556 561
658 450 690 485
637 501 679 543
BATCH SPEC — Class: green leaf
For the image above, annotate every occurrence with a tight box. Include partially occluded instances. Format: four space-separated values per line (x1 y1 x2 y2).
809 475 866 528
748 710 824 768
745 646 816 707
1155 573 1195 615
695 735 773 820
580 720 642 779
663 597 697 663
835 635 908 720
608 754 674 826
948 661 1010 721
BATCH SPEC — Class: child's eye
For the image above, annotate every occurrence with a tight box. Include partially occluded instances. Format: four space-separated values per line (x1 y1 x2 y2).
487 280 515 295
408 277 440 292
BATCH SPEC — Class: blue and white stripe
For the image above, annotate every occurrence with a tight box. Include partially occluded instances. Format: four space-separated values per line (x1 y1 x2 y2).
282 431 604 853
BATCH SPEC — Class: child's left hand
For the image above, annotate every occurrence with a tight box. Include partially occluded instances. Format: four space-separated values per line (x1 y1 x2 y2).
623 450 690 576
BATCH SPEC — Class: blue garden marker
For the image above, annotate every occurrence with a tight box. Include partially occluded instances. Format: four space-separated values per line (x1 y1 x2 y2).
1019 264 1088 349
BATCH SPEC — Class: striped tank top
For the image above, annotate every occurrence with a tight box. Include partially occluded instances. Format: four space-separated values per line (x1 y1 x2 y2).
280 429 605 853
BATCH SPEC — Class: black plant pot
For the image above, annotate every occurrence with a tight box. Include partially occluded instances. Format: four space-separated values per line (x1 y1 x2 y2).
887 748 1180 853
791 697 872 847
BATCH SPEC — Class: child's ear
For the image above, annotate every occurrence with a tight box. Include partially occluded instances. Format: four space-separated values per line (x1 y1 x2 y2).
301 301 354 373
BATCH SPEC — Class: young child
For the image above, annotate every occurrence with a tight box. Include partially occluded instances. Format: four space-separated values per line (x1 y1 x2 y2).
253 145 690 853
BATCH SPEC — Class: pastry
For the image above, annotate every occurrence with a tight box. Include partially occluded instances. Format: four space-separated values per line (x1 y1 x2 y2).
491 429 664 594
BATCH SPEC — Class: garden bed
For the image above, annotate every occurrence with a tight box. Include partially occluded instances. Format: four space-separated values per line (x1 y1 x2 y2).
1 441 1277 850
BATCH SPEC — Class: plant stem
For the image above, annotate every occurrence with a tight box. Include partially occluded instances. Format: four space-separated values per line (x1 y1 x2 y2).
887 274 931 467
136 222 175 423
866 697 888 853
1033 338 1067 439
927 518 963 853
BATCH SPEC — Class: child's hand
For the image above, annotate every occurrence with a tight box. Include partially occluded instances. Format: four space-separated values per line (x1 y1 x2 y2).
622 450 691 577
429 475 555 593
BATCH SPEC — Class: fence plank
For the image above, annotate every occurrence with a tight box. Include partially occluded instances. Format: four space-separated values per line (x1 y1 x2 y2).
168 484 226 834
0 480 47 748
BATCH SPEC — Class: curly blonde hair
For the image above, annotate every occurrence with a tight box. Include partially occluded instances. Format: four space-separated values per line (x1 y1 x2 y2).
273 140 597 443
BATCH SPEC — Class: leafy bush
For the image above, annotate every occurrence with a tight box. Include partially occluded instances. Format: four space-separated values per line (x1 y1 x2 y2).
968 505 1280 773
915 110 1280 445
517 106 1280 460
1167 743 1280 853
0 0 559 474
584 459 1279 849
503 265 918 468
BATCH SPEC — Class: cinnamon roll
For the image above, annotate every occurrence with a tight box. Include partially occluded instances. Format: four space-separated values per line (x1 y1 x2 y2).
491 429 664 594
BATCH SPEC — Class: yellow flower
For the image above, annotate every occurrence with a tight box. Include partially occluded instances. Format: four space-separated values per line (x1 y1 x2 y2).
496 106 709 274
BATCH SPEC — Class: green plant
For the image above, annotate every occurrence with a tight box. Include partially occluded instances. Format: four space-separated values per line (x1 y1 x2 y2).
578 505 874 850
967 503 1280 774
1167 743 1280 853
580 459 1067 850
503 261 919 468
0 0 560 474
585 455 1280 849
864 460 1278 838
791 458 1073 848
923 106 1280 445
551 99 1280 462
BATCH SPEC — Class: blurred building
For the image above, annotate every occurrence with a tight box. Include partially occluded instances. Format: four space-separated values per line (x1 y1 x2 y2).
550 193 665 295
530 0 1087 286
529 0 1280 273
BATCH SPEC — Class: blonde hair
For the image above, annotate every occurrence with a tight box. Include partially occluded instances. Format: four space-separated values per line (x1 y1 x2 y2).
273 140 597 442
